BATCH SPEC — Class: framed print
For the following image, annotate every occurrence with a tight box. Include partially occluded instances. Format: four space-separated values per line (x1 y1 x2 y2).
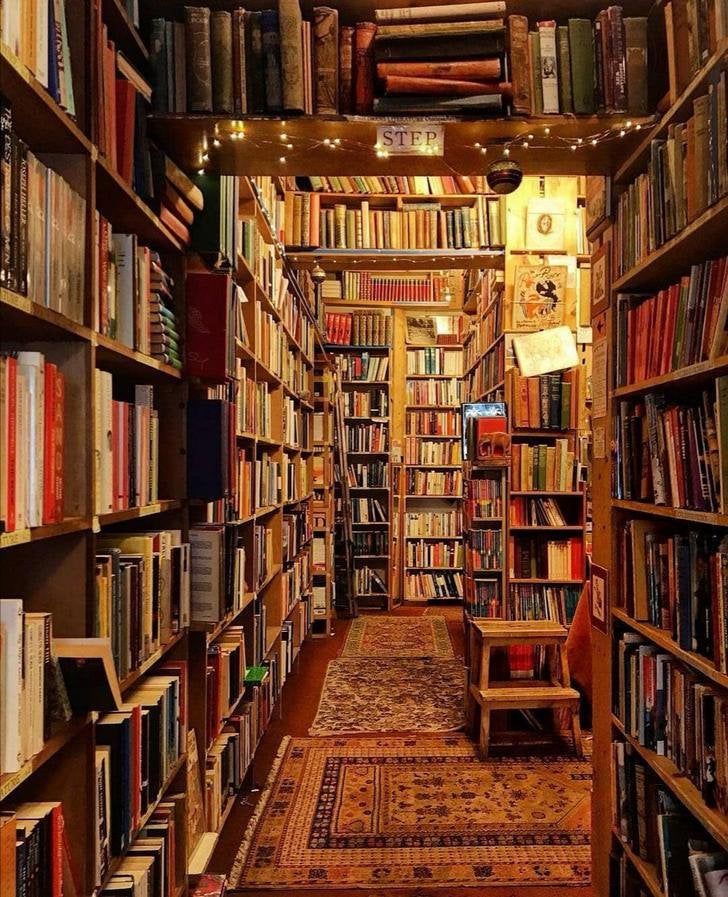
590 564 609 634
585 176 612 242
590 241 611 316
512 264 568 331
525 197 567 251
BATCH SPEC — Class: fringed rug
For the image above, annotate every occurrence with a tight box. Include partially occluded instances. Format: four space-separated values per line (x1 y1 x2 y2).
342 615 454 658
309 657 466 735
230 734 592 889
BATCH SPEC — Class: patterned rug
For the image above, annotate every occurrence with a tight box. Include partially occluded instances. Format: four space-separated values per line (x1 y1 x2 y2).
230 734 592 889
424 603 464 619
343 615 454 658
309 657 466 735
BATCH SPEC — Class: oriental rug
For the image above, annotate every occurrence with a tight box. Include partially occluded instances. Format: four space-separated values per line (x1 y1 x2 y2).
309 657 466 735
230 734 592 889
342 615 454 659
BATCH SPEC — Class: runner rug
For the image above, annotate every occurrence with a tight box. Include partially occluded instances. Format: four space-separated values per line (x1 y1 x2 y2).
230 734 592 889
309 657 466 735
342 615 454 658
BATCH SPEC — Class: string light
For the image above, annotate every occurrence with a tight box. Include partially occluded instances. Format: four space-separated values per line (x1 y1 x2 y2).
213 139 221 148
280 133 288 141
279 156 286 164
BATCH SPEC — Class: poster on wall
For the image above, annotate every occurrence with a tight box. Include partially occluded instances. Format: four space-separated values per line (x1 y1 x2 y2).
525 198 567 251
512 264 568 331
585 176 612 241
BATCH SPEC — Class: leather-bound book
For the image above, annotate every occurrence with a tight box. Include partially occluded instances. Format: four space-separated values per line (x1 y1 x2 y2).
376 58 502 79
382 75 508 96
568 19 596 113
261 9 283 112
624 17 648 113
232 8 247 114
557 25 573 113
244 11 266 113
184 6 213 112
210 10 233 113
313 7 339 114
608 5 627 112
374 31 504 60
339 25 354 113
354 22 377 114
279 0 305 111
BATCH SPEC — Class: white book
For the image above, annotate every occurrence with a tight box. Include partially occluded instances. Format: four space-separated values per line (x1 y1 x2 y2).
190 527 224 623
0 599 24 773
1 0 21 55
35 0 49 87
112 233 138 348
537 21 560 114
16 352 45 528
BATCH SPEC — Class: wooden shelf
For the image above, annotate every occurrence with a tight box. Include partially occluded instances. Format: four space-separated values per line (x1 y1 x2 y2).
511 490 583 496
510 578 583 584
102 0 149 66
612 354 728 398
0 517 89 550
613 194 728 292
611 828 665 897
0 287 91 342
406 373 462 379
615 39 728 185
612 716 728 852
95 334 183 380
612 607 728 691
97 499 183 526
148 113 653 177
612 498 728 527
119 629 187 694
289 248 505 271
509 525 585 531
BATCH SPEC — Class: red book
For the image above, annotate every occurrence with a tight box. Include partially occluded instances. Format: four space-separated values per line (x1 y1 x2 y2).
98 215 110 334
43 362 57 524
161 188 195 227
185 271 233 382
53 370 64 523
353 22 376 114
115 78 136 183
104 39 117 168
159 205 191 245
111 400 120 511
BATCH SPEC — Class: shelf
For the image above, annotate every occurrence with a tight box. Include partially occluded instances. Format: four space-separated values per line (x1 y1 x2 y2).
0 517 89 550
257 563 283 592
406 373 462 379
406 535 461 540
102 0 149 66
509 525 585 531
95 156 183 252
97 499 182 526
511 491 583 497
406 493 462 498
612 499 728 527
404 464 462 469
612 607 728 691
612 716 728 852
119 629 187 694
290 248 505 271
341 380 389 386
0 715 91 801
405 404 460 410
510 578 583 584
611 829 664 897
511 429 571 438
612 354 728 398
404 433 461 439
0 45 92 155
324 344 390 352
613 194 728 292
94 334 183 380
352 520 390 526
0 286 91 342
148 113 653 177
615 39 728 185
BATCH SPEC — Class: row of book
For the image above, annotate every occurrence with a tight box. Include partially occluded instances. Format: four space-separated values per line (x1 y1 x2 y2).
407 347 463 376
353 531 389 556
510 495 571 526
406 411 461 436
465 578 501 618
614 390 724 513
510 440 581 493
346 422 388 453
612 739 728 897
346 461 389 488
95 375 160 515
506 368 581 431
0 103 86 321
0 352 65 532
354 566 388 595
618 520 728 672
405 510 461 537
614 256 728 387
404 437 462 466
287 174 492 196
464 296 503 372
207 627 246 745
351 497 388 523
343 389 389 418
509 535 584 580
465 581 580 623
340 271 452 304
286 196 504 251
254 524 276 589
406 540 464 568
613 632 728 814
325 311 392 346
509 12 648 117
283 395 302 446
467 529 503 570
189 523 249 624
282 503 312 563
281 552 311 618
465 478 503 519
615 74 728 277
466 345 505 403
405 570 464 600
405 469 463 495
406 378 461 406
337 353 389 382
96 530 191 676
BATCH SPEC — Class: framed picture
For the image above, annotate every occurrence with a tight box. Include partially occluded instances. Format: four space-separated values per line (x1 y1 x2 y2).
590 241 611 316
512 264 567 331
525 197 566 251
590 564 609 634
585 176 612 242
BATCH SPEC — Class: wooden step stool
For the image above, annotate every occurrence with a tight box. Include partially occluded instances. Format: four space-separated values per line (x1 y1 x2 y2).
467 619 583 758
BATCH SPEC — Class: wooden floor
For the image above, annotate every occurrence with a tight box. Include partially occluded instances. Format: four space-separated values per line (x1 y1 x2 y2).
211 605 594 896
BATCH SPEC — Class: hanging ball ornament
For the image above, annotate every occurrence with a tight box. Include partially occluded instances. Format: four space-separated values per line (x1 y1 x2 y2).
486 156 523 194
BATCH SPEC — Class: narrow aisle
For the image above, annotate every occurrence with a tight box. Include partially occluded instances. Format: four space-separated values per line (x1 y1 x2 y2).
212 607 592 896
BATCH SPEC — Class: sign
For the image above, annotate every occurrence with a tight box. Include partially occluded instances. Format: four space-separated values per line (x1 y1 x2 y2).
376 124 444 155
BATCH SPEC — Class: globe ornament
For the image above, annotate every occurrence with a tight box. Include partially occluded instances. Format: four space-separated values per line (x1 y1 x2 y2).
486 156 523 194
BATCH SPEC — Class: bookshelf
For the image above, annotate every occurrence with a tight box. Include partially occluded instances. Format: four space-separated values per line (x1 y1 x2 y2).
590 29 728 897
311 359 335 635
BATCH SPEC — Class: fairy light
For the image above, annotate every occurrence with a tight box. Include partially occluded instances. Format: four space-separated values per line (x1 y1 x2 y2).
522 141 529 148
503 147 510 157
280 133 288 141
202 153 209 162
197 168 204 175
213 139 221 148
334 138 341 145
279 156 287 164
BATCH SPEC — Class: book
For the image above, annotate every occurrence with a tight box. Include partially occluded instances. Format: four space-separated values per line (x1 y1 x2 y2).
54 638 123 713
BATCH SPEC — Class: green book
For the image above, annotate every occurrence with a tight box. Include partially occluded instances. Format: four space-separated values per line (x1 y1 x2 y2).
245 665 269 685
561 381 572 431
557 25 573 113
529 31 543 114
568 19 596 113
538 445 547 492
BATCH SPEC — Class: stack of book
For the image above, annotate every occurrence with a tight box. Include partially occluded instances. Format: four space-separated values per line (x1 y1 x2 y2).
615 257 728 386
346 422 388 453
1 101 86 321
354 566 388 594
325 310 391 345
507 368 580 430
207 627 246 745
1 803 73 897
337 353 389 381
342 271 452 303
0 352 65 531
511 496 570 525
508 11 648 116
468 579 502 617
347 461 389 487
352 497 388 523
95 376 160 515
406 509 461 537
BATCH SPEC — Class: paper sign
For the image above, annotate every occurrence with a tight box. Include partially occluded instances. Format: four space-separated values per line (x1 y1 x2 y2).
376 124 444 155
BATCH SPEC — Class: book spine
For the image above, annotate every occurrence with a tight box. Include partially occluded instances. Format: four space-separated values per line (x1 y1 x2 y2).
354 22 377 114
313 7 339 114
184 6 213 113
279 0 305 112
210 11 233 114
